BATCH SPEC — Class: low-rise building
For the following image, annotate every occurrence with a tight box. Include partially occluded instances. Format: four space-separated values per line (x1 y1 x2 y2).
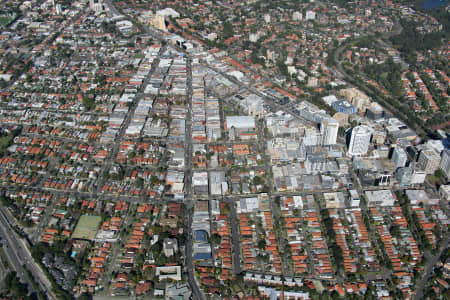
324 192 345 208
365 190 395 207
405 189 439 205
163 238 178 257
155 266 182 281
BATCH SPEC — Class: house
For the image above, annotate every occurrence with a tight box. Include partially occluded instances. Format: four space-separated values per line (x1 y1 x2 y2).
163 238 178 257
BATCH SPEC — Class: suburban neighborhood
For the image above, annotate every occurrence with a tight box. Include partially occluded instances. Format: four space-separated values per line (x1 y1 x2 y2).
0 0 449 299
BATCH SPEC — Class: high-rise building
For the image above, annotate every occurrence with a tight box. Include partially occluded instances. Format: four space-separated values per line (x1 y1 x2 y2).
339 87 371 113
347 125 372 156
417 148 440 174
89 0 104 13
392 147 407 169
439 149 450 178
292 11 303 21
439 184 450 201
411 169 426 185
320 118 339 145
152 14 167 31
303 128 322 146
396 166 412 187
249 33 259 43
305 10 316 21
55 3 62 15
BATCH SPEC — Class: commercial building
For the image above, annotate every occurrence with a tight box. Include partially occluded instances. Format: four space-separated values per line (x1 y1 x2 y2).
366 102 384 120
292 11 303 21
226 116 257 141
417 148 440 174
225 116 255 130
439 184 450 201
238 94 265 118
405 190 439 205
152 14 166 31
348 189 360 207
209 171 228 195
192 172 208 195
89 0 104 12
332 100 357 114
439 149 450 178
347 125 373 156
237 197 259 213
411 170 426 185
392 147 407 169
305 10 316 21
365 190 395 207
324 192 345 209
156 8 180 18
385 118 417 141
396 167 412 187
320 118 339 145
339 87 371 113
156 266 181 281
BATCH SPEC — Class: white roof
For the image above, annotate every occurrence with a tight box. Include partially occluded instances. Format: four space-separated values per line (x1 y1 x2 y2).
227 70 244 80
156 8 180 18
425 140 444 154
322 95 338 106
226 116 255 130
365 190 395 206
239 197 259 213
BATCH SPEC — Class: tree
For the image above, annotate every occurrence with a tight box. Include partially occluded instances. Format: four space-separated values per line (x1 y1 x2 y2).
82 97 95 111
78 292 93 300
223 21 233 39
253 176 263 186
276 59 289 78
390 19 446 62
150 175 159 185
0 129 17 157
0 195 13 206
136 177 144 188
212 233 221 244
257 239 266 249
3 271 28 298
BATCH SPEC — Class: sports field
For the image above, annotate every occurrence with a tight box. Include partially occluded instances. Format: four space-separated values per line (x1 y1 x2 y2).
72 215 101 240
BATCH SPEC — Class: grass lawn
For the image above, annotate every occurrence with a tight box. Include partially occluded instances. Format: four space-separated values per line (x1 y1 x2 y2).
72 215 101 240
0 16 12 27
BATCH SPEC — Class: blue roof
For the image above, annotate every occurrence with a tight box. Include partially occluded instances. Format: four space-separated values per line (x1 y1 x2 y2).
194 253 212 260
194 230 208 242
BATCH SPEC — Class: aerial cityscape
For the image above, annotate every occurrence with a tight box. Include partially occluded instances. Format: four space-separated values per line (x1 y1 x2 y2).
0 0 449 299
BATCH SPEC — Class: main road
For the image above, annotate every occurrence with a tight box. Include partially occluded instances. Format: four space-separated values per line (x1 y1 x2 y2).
0 205 56 299
183 56 206 300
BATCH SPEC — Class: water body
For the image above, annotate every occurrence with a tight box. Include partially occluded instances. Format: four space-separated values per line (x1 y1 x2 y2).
422 0 447 9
